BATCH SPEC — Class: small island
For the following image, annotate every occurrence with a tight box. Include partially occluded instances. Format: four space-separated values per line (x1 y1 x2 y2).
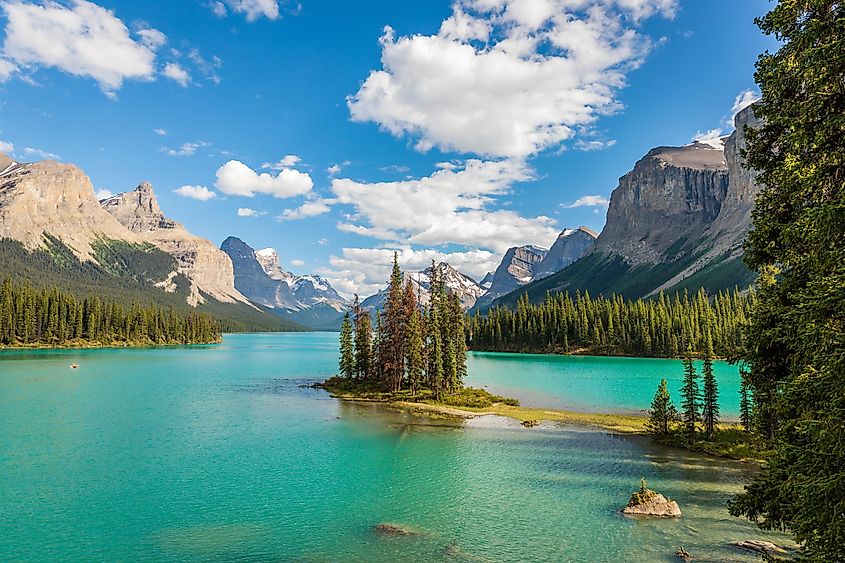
622 479 681 518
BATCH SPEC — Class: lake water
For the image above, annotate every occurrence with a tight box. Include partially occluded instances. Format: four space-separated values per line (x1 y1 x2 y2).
0 333 786 562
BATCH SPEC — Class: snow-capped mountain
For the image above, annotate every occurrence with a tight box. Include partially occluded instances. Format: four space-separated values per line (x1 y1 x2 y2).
362 262 486 312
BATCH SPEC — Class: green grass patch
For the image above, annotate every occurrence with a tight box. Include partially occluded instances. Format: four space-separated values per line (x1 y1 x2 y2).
320 376 519 408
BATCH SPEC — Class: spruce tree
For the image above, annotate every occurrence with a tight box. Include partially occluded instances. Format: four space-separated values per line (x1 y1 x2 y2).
701 333 720 440
729 4 845 557
680 349 700 436
338 312 355 379
647 379 677 438
738 367 752 433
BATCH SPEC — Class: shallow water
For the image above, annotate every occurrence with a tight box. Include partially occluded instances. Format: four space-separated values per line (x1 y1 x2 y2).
0 333 785 561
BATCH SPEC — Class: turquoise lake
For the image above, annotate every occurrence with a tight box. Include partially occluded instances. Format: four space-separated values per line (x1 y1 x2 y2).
0 332 787 562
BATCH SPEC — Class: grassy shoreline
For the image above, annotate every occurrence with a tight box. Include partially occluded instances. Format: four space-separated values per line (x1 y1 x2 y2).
320 378 767 462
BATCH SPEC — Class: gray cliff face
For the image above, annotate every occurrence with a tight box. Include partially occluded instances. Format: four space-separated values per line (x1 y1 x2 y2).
597 142 730 265
533 227 598 280
102 183 247 306
362 262 485 312
473 245 547 310
222 237 348 328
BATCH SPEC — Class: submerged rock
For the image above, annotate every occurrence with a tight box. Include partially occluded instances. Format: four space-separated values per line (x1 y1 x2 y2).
521 419 539 428
730 540 788 555
373 523 417 537
676 547 692 561
622 480 681 517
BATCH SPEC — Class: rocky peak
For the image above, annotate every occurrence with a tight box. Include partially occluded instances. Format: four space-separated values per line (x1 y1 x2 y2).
533 226 598 280
101 182 178 233
362 261 486 312
472 244 548 311
479 272 494 290
254 247 294 283
0 152 14 173
596 140 730 265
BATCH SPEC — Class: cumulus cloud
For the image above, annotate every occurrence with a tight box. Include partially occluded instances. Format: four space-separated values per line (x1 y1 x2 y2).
153 128 168 136
331 159 558 253
215 159 313 198
562 195 610 208
319 246 500 299
95 188 113 200
163 62 190 87
262 154 300 170
237 207 265 217
348 0 676 158
731 89 760 121
0 140 13 154
165 141 209 156
278 199 333 220
1 0 162 94
0 58 16 81
174 185 216 201
574 139 617 151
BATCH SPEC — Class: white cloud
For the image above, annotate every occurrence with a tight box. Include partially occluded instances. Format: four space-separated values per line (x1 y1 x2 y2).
237 207 265 217
290 259 305 267
562 195 609 208
327 164 342 176
215 160 313 198
331 159 558 254
262 154 300 170
23 146 59 160
278 199 333 220
317 238 328 245
154 128 168 136
211 2 227 17
574 139 617 151
0 140 13 153
95 188 113 200
223 0 279 21
0 58 16 81
319 246 500 299
1 0 162 94
731 89 760 120
348 0 675 158
174 185 216 201
163 62 190 87
691 128 725 149
165 141 209 157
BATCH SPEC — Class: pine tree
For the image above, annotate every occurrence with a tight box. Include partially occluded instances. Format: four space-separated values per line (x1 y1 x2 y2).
405 301 424 395
382 253 406 391
338 312 355 379
700 333 720 440
680 348 700 436
738 367 752 432
647 379 677 438
352 295 372 380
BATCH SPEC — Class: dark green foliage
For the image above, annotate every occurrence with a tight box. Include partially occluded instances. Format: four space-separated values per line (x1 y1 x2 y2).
680 351 700 435
341 259 468 401
738 366 752 432
0 277 221 346
0 237 301 333
729 3 845 558
701 335 720 440
469 287 751 358
339 312 354 378
647 379 677 437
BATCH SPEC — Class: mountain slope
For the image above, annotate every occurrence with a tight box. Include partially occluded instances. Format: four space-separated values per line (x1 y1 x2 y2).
102 183 249 307
533 226 598 280
471 244 547 311
493 107 760 307
222 237 348 329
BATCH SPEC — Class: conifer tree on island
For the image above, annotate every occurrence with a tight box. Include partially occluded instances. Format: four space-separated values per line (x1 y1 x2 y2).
338 312 354 379
727 2 845 559
647 379 677 438
680 349 700 436
700 333 719 440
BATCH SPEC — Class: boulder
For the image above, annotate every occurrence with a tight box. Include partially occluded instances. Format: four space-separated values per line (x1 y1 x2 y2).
730 540 788 555
521 419 539 428
622 484 681 517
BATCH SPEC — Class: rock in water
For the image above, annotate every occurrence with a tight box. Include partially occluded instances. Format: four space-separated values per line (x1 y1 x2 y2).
622 484 681 517
730 540 788 555
373 523 418 537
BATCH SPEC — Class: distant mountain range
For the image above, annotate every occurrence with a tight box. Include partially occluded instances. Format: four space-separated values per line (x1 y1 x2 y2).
0 105 761 329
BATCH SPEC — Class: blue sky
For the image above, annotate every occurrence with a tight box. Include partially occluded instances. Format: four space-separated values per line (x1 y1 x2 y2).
0 0 776 297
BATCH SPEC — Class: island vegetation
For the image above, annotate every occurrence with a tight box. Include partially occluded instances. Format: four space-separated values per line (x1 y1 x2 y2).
468 287 751 358
0 278 221 347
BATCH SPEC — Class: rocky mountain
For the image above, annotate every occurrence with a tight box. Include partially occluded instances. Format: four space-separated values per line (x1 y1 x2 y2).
362 262 486 312
492 106 761 308
102 183 249 307
479 272 494 290
532 227 598 280
221 237 348 329
0 153 144 260
0 153 298 332
471 245 548 311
